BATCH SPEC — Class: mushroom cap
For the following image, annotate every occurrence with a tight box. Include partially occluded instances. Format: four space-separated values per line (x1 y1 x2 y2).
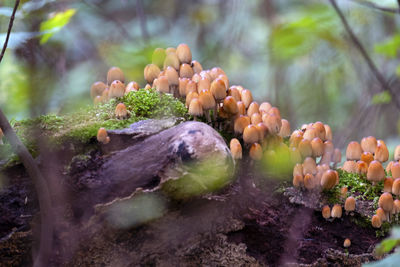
192 73 201 83
392 162 400 179
293 174 303 188
263 114 282 135
392 178 400 196
144 64 161 84
246 102 259 117
394 199 400 214
384 177 394 193
332 148 342 164
191 60 203 74
324 124 333 141
179 78 189 96
241 89 253 108
386 161 394 174
166 66 179 86
156 75 170 93
342 160 357 173
210 67 226 80
259 102 272 114
186 80 197 95
255 122 268 142
176 43 192 64
394 145 400 161
188 98 203 117
268 107 281 118
107 66 125 85
251 113 262 125
186 91 199 108
303 173 315 190
249 143 263 161
90 81 107 99
237 101 246 115
346 141 362 161
289 131 303 148
367 160 386 183
234 115 250 134
223 96 238 115
356 160 368 175
312 121 326 141
371 215 382 228
165 47 176 54
199 89 216 110
321 169 337 190
210 78 227 101
180 63 194 79
227 87 241 102
323 140 334 154
109 80 125 98
374 140 389 163
199 70 212 81
344 196 356 212
163 53 180 70
379 192 394 212
303 128 318 141
311 137 324 158
115 103 128 118
152 48 167 68
344 238 351 248
125 81 140 94
230 138 242 160
293 163 303 177
97 128 110 144
361 152 374 165
322 205 331 219
144 84 152 90
361 136 377 154
376 208 386 222
319 152 332 166
290 147 302 164
279 119 291 138
243 124 259 144
303 157 317 175
331 204 342 218
217 74 229 88
298 138 313 158
341 186 348 198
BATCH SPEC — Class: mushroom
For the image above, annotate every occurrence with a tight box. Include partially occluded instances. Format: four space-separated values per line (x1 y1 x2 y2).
386 161 394 174
320 152 332 166
346 141 362 161
227 86 241 102
322 205 331 220
293 163 303 177
152 48 166 68
249 143 263 161
379 192 394 222
267 107 281 118
279 119 291 138
375 140 389 163
311 137 324 158
376 207 387 222
180 63 194 78
186 91 199 108
198 76 211 92
303 128 318 141
304 173 315 190
199 70 212 81
186 80 197 95
223 96 239 115
321 169 337 190
367 160 385 185
234 115 250 135
371 215 382 228
324 124 333 141
331 204 342 219
90 81 107 99
255 122 268 143
191 60 203 74
393 199 400 215
361 152 374 165
247 102 260 117
97 128 110 144
125 81 140 94
290 147 302 164
293 174 303 188
144 84 152 90
332 148 341 167
192 73 201 83
313 122 326 141
298 139 313 158
109 80 125 98
179 78 189 97
165 47 176 54
394 145 400 161
259 102 272 114
115 103 128 119
188 98 203 121
263 114 282 135
198 89 216 122
107 66 125 85
237 101 246 115
163 53 180 70
93 95 103 105
344 196 356 213
243 124 259 145
156 76 170 93
392 178 400 197
342 160 357 173
303 157 317 175
356 160 368 175
341 186 348 199
344 238 351 248
251 113 262 125
210 67 226 80
144 64 161 84
230 138 242 160
323 140 334 154
241 89 253 108
166 66 179 96
384 177 394 193
361 136 377 154
210 78 227 119
289 132 303 148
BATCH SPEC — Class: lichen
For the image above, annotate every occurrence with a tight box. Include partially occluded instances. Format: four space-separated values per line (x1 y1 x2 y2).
0 89 188 164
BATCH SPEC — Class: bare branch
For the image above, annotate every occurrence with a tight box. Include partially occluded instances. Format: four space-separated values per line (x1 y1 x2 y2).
329 0 400 110
347 0 399 14
0 0 20 63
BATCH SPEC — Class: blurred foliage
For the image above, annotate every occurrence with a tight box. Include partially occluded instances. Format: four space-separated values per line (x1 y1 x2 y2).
39 8 76 44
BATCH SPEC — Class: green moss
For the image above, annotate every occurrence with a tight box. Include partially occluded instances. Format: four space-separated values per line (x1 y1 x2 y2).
0 89 188 163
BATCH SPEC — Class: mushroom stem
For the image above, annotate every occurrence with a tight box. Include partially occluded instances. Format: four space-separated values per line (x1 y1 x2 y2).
213 104 218 122
204 109 211 123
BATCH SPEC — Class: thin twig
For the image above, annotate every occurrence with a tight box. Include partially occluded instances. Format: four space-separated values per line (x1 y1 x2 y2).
347 0 399 14
0 0 20 63
0 0 53 266
329 0 400 110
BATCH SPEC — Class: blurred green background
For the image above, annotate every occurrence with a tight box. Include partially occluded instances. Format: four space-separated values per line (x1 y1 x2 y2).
1 0 400 149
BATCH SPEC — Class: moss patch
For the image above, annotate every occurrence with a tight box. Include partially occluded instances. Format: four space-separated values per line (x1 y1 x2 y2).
0 89 188 163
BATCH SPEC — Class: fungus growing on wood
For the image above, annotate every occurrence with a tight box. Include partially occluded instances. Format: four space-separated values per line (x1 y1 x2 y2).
243 124 259 145
230 138 242 160
279 119 291 138
394 200 400 214
191 60 203 74
344 239 351 248
322 205 331 219
115 103 128 119
188 98 203 121
289 131 303 148
371 215 382 228
90 81 107 99
384 177 394 193
97 128 110 144
109 80 125 98
391 162 400 178
107 66 125 85
210 67 226 80
331 204 342 219
125 81 140 94
361 136 377 154
311 137 324 158
361 152 374 166
344 196 356 213
321 169 337 190
367 160 385 185
346 141 362 161
180 63 194 78
241 89 253 108
249 143 263 161
304 173 315 190
192 73 201 83
144 64 161 84
379 192 394 222
234 115 250 135
374 140 389 163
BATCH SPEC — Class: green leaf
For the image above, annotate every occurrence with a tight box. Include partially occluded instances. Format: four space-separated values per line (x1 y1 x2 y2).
371 91 392 105
376 239 399 255
374 34 400 58
39 8 76 44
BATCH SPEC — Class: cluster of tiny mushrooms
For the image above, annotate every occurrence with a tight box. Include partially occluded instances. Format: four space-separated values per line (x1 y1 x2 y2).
87 45 400 238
